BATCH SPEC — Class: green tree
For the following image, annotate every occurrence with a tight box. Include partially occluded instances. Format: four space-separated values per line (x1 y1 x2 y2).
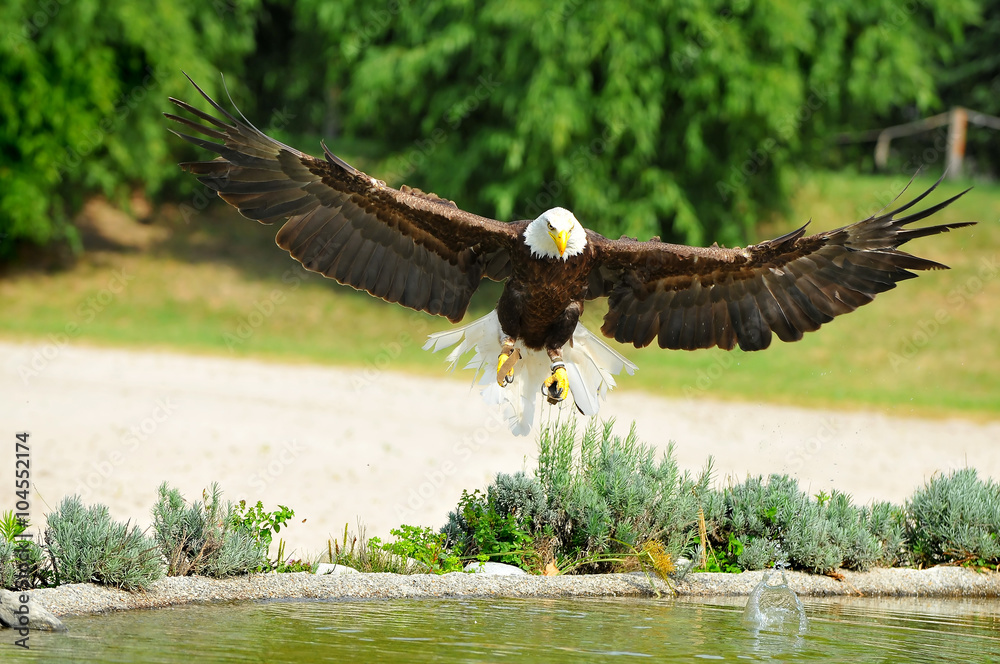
0 0 259 253
0 0 981 255
290 0 977 245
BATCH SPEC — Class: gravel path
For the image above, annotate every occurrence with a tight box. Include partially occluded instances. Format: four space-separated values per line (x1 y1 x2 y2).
24 567 1000 618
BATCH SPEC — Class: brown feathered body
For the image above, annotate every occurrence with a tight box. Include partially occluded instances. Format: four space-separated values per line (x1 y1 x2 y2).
498 237 597 350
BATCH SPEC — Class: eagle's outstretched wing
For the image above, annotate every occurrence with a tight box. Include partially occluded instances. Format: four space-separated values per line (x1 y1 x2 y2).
165 74 519 323
594 178 974 351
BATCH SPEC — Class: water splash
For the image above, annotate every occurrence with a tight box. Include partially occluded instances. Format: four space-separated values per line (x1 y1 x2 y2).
741 569 808 635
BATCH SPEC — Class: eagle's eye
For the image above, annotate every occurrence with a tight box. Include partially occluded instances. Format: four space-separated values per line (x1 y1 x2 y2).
547 222 555 230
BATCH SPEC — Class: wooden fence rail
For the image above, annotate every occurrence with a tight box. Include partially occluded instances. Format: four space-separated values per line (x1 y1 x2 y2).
837 107 1000 178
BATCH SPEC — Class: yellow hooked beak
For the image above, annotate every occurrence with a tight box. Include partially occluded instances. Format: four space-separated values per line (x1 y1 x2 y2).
550 230 569 256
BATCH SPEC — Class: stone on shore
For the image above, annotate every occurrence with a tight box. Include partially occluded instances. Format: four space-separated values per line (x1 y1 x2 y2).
0 589 67 632
464 562 528 575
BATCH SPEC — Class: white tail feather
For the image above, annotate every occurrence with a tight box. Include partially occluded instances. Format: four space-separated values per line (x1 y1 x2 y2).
423 310 637 435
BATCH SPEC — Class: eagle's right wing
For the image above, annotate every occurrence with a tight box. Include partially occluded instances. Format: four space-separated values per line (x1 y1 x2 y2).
165 74 520 323
592 178 973 351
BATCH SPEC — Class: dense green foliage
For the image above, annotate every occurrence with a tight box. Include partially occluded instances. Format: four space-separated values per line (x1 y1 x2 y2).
301 0 983 244
370 525 463 573
705 476 906 573
323 522 430 574
45 496 162 591
906 468 1000 567
437 421 998 575
444 419 713 572
151 482 269 577
2 0 991 253
444 483 541 570
0 0 259 251
0 512 49 589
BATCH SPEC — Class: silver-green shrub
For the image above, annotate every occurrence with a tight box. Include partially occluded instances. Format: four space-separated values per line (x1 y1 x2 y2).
45 496 162 591
906 468 1000 566
152 482 266 577
539 419 713 566
716 475 903 573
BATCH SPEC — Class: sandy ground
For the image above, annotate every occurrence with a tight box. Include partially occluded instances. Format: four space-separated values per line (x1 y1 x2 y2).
2 340 998 559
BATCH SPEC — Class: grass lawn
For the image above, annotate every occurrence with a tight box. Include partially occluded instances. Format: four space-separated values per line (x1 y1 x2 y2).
2 170 998 418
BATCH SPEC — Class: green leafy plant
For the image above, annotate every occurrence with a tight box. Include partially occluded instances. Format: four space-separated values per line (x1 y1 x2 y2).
0 511 28 543
231 500 295 570
0 513 51 590
698 532 749 574
271 538 312 573
322 522 424 574
442 419 712 575
151 482 266 577
371 525 463 574
46 496 162 591
444 487 539 571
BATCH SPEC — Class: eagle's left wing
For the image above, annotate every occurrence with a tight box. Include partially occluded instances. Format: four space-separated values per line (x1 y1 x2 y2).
165 74 520 323
593 178 973 351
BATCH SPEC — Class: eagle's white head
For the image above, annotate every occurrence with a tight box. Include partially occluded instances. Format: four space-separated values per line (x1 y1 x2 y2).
524 208 588 260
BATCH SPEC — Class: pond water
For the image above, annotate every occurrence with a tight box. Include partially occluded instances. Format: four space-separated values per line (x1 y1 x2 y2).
5 595 999 663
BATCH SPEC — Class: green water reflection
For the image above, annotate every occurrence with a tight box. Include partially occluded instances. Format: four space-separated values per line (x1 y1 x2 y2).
4 595 1000 663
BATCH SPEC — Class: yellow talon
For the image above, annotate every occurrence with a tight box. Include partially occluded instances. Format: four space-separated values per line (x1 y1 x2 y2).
542 364 569 404
496 343 519 387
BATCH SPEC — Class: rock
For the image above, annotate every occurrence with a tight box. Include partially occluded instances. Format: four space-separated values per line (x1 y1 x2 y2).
0 589 67 632
464 561 528 575
313 563 359 576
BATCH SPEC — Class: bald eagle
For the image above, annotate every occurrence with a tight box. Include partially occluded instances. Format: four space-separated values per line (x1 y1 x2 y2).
166 76 973 435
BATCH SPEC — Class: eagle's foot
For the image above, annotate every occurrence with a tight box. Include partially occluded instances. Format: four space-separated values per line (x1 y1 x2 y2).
542 362 569 404
497 338 519 387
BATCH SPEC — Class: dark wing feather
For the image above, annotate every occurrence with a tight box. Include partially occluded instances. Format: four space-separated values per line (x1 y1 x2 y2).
596 176 974 351
165 74 520 323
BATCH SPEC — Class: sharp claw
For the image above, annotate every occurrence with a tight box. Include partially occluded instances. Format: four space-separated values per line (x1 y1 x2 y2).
496 344 519 388
497 353 514 387
542 366 569 404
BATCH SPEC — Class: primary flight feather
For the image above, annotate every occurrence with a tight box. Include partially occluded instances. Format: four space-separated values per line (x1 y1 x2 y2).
166 75 974 435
